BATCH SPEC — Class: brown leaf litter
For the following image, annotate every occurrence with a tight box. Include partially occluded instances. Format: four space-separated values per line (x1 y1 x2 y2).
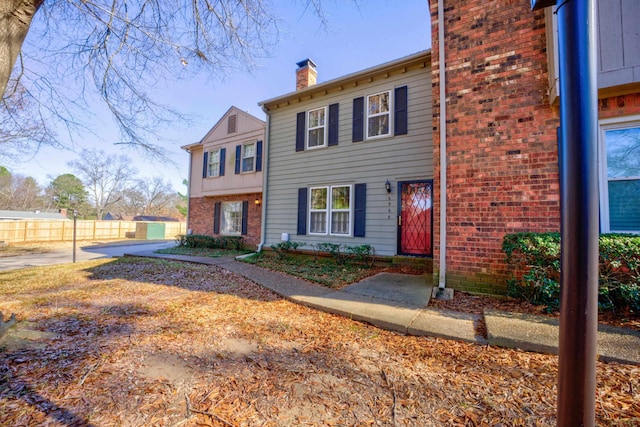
0 257 638 426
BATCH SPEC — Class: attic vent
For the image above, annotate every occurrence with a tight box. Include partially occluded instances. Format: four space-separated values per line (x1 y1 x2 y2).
227 114 237 134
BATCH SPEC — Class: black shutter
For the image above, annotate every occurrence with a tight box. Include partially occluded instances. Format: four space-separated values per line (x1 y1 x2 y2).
256 140 263 172
352 97 364 142
296 112 306 152
241 200 249 235
235 145 241 174
328 103 339 146
297 188 308 235
213 202 221 234
219 148 226 176
394 86 408 136
354 183 366 237
202 151 208 178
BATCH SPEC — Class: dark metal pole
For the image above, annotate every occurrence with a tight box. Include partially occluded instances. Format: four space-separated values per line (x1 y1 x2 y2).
556 0 599 426
72 210 77 263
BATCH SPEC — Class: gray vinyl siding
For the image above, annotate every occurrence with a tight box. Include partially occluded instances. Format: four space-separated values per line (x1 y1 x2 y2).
597 0 640 88
264 62 432 256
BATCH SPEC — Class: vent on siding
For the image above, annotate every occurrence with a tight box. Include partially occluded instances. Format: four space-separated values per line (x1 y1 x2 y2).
227 114 237 134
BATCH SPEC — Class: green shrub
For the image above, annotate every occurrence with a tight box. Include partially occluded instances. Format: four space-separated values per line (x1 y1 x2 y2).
176 234 244 250
315 243 375 267
503 232 640 313
270 241 302 260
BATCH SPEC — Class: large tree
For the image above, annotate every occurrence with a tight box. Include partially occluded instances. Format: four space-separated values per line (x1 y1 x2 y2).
69 148 137 219
0 166 45 210
46 173 89 216
0 0 289 158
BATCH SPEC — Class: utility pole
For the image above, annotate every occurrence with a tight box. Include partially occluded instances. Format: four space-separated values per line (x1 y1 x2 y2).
531 1 599 426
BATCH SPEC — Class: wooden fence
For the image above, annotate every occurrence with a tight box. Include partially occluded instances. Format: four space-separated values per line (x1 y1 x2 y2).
0 220 186 244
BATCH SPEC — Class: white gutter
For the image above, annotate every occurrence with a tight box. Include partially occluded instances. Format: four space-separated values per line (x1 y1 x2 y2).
438 0 447 289
257 108 270 252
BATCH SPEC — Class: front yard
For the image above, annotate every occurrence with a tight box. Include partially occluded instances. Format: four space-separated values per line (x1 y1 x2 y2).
1 257 638 426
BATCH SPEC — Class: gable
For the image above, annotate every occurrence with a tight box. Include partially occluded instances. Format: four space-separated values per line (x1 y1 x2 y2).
199 106 266 147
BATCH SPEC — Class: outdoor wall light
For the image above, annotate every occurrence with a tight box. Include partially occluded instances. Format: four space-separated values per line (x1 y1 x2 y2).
385 180 392 193
255 198 261 206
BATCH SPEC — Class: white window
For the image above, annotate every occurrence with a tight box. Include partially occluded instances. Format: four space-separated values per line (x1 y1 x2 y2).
221 201 242 235
599 116 640 233
307 107 327 148
242 143 255 173
207 150 220 177
309 185 352 236
366 91 391 138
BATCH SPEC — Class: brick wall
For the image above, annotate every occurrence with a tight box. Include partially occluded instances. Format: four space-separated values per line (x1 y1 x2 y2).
188 193 262 249
430 0 561 294
599 93 640 119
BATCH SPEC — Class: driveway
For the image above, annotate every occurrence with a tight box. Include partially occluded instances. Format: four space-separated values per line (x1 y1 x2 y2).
0 240 175 271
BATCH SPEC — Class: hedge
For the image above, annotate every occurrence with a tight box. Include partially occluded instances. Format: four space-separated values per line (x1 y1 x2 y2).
176 234 244 250
503 232 640 313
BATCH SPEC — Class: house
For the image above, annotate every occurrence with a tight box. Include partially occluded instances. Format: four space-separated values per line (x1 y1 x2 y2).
258 52 433 258
428 0 640 294
182 107 266 248
0 210 68 221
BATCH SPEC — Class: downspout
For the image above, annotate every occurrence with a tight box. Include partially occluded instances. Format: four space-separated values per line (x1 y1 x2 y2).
437 0 447 289
185 148 193 234
257 107 270 252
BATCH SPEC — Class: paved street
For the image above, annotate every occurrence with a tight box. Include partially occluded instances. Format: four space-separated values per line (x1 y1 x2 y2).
0 240 175 271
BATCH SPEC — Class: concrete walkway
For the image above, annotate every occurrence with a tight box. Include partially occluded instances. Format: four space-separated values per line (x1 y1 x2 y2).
127 251 640 365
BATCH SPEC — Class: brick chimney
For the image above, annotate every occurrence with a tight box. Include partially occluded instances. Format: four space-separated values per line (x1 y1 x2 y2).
295 59 317 91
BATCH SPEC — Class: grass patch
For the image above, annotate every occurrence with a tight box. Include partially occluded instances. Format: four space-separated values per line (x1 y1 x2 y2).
241 252 380 288
156 245 252 258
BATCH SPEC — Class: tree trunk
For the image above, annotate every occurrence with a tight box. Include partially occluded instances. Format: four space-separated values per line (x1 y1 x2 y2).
0 0 43 98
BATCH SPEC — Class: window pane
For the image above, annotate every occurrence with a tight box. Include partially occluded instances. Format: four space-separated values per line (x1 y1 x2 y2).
242 157 254 172
368 92 389 115
243 144 255 158
368 115 389 137
310 212 327 233
208 150 220 177
331 186 350 209
605 127 640 178
331 211 349 234
608 179 640 231
221 202 242 234
308 128 324 147
310 188 327 209
308 108 325 127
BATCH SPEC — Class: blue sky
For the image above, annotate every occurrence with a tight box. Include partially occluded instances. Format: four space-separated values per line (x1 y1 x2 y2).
10 0 431 192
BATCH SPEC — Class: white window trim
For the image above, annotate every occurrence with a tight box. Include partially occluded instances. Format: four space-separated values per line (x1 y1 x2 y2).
598 114 640 233
241 142 255 173
307 106 328 149
365 90 392 140
207 149 220 178
308 184 353 237
221 201 242 235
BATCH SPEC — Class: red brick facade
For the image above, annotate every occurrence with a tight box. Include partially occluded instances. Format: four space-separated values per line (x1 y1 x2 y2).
430 0 561 294
430 1 640 294
188 193 262 249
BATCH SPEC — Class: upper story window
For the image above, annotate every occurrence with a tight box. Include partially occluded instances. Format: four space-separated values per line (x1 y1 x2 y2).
202 148 225 178
208 150 220 177
366 91 391 138
233 141 262 174
307 107 327 149
242 143 255 173
599 116 640 233
296 104 339 151
352 86 407 142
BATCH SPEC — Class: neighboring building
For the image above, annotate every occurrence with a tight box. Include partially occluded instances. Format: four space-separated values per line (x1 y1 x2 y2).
259 51 433 257
0 210 68 221
182 107 265 248
429 0 640 294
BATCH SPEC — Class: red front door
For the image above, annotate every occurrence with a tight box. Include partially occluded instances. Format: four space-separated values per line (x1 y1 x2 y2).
398 181 433 256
